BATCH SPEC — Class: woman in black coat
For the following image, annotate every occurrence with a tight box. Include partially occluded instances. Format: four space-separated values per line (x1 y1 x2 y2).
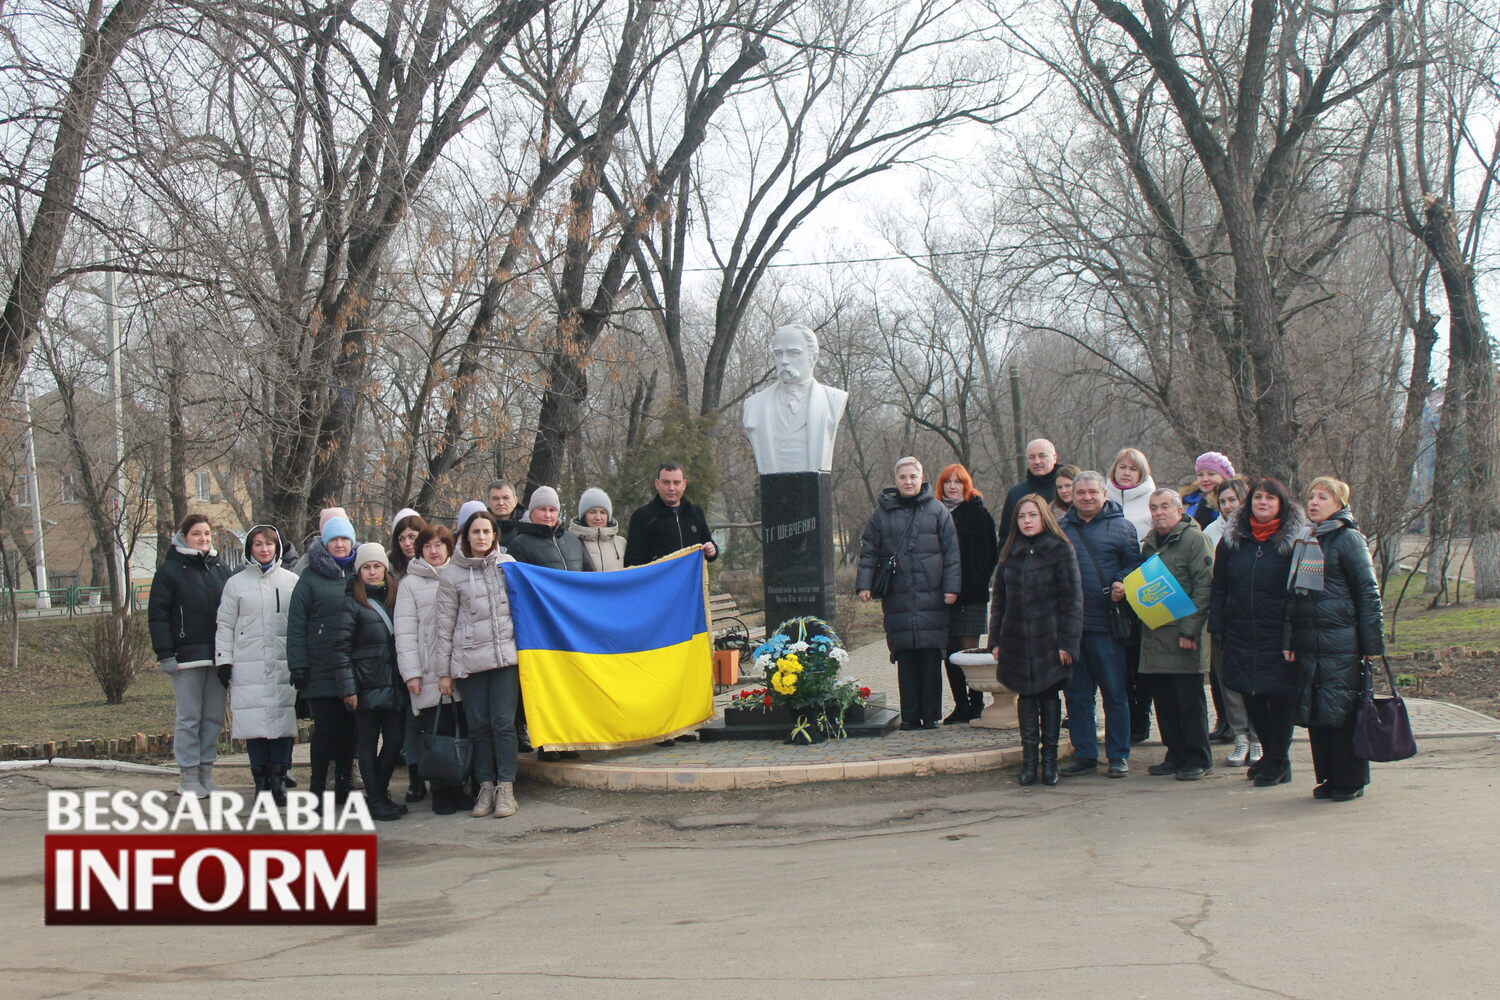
333 543 405 821
936 464 999 723
148 513 232 798
1288 477 1384 802
288 515 360 803
1208 478 1307 788
989 495 1082 785
856 457 961 730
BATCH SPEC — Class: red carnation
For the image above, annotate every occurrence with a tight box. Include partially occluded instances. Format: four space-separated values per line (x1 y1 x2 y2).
859 687 872 697
762 694 773 706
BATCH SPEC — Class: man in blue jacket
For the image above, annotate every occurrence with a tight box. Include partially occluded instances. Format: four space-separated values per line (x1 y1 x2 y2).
1059 471 1143 777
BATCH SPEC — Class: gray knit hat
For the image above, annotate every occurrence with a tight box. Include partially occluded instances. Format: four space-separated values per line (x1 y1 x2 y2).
577 487 612 520
523 485 561 523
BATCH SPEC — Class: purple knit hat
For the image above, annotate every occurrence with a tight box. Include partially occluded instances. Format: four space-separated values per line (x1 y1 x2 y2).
1194 451 1235 481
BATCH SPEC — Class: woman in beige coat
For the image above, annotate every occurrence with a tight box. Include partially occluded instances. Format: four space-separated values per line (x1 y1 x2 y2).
394 523 472 815
568 486 626 571
431 507 521 819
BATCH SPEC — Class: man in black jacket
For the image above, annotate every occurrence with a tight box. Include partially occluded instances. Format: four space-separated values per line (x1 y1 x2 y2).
623 463 719 567
623 461 717 745
1000 438 1064 531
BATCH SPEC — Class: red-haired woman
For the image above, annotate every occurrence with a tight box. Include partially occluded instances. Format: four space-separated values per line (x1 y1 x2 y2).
936 463 999 723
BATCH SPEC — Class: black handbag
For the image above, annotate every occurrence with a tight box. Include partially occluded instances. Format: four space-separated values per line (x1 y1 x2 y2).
419 698 473 785
1353 655 1417 762
1076 529 1138 643
868 506 922 598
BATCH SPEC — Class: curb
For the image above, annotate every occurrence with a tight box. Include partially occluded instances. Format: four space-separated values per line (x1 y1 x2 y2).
517 744 1027 792
0 758 177 775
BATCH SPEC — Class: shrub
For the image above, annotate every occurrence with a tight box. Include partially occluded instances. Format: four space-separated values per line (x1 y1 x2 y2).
86 611 152 705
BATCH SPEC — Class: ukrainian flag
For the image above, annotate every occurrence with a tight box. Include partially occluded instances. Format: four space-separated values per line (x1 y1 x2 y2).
501 548 714 750
1123 554 1200 630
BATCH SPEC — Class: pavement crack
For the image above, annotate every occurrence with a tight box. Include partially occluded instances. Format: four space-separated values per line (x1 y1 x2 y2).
1116 875 1313 1000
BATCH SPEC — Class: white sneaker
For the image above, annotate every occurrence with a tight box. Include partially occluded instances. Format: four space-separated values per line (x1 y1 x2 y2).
492 781 517 818
177 767 207 798
471 782 496 817
1227 735 1250 767
1247 741 1264 765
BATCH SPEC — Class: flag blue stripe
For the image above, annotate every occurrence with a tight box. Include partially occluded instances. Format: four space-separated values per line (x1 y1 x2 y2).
502 552 706 655
1140 555 1199 617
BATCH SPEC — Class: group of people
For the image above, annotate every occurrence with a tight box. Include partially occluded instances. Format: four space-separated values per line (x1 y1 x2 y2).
146 464 719 821
855 441 1385 801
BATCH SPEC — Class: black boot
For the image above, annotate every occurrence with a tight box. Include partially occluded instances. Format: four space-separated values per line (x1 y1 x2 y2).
969 689 986 720
267 765 288 807
1017 697 1040 786
251 764 271 797
431 784 455 816
403 763 427 803
1039 696 1061 786
333 763 354 807
943 659 971 724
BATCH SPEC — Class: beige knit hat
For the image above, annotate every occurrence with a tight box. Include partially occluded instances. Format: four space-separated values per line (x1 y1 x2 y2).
354 542 389 572
318 506 350 529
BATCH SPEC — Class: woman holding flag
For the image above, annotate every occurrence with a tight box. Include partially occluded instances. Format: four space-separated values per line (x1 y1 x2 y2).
1135 489 1216 781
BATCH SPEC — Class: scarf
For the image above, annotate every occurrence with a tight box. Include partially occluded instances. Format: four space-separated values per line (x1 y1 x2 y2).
1290 515 1344 593
940 496 962 512
1249 517 1281 543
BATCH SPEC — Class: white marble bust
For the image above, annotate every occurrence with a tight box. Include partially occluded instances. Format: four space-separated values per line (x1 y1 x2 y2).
741 324 848 475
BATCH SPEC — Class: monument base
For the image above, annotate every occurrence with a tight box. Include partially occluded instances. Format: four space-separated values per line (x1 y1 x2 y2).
700 702 900 741
760 471 837 632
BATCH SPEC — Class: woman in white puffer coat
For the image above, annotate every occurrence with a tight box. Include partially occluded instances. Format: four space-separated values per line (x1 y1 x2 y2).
215 524 299 804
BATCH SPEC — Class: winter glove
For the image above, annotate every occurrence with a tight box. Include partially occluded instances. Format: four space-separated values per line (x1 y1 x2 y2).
217 663 232 688
157 657 178 676
290 667 309 689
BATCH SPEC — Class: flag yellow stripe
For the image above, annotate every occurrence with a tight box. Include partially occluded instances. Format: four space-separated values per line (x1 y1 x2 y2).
518 632 715 750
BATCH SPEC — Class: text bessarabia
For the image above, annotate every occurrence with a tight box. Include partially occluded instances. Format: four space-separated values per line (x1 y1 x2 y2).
48 790 374 833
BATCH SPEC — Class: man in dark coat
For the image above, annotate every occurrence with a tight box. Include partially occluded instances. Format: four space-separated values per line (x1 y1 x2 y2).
623 462 717 744
1000 438 1065 532
1138 489 1215 781
623 462 719 567
856 458 961 729
1058 471 1143 777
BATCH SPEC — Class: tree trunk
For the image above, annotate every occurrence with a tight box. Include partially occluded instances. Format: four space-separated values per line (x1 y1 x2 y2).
1422 197 1500 599
0 0 157 401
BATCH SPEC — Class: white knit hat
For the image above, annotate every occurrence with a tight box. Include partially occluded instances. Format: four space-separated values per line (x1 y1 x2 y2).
389 507 421 534
455 499 488 533
354 542 389 572
577 487 612 520
523 486 561 523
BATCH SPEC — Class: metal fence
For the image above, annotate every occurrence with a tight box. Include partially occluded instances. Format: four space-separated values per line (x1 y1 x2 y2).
0 584 154 618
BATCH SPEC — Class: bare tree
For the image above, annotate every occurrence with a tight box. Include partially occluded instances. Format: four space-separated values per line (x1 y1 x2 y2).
0 0 158 400
1385 0 1500 599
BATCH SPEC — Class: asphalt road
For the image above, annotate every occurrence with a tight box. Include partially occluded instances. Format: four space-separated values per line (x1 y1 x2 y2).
3 735 1496 999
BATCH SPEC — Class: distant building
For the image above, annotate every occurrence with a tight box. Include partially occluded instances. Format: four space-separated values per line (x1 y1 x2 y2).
2 388 250 594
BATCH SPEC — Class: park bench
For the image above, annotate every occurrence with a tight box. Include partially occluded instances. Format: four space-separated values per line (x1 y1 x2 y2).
708 592 763 689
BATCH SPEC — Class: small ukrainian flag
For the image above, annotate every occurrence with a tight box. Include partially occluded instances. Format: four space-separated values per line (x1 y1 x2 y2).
502 548 714 750
1123 554 1200 630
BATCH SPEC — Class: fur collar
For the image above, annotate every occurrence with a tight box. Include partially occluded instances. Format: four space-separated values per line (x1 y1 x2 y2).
1221 504 1307 553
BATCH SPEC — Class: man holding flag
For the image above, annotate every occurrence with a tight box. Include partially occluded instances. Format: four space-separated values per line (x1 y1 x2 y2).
1129 489 1216 781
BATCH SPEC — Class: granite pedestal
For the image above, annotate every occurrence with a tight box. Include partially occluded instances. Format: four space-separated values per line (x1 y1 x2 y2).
759 471 836 632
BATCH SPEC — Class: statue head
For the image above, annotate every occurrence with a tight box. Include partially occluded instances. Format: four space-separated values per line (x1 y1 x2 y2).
771 324 819 386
